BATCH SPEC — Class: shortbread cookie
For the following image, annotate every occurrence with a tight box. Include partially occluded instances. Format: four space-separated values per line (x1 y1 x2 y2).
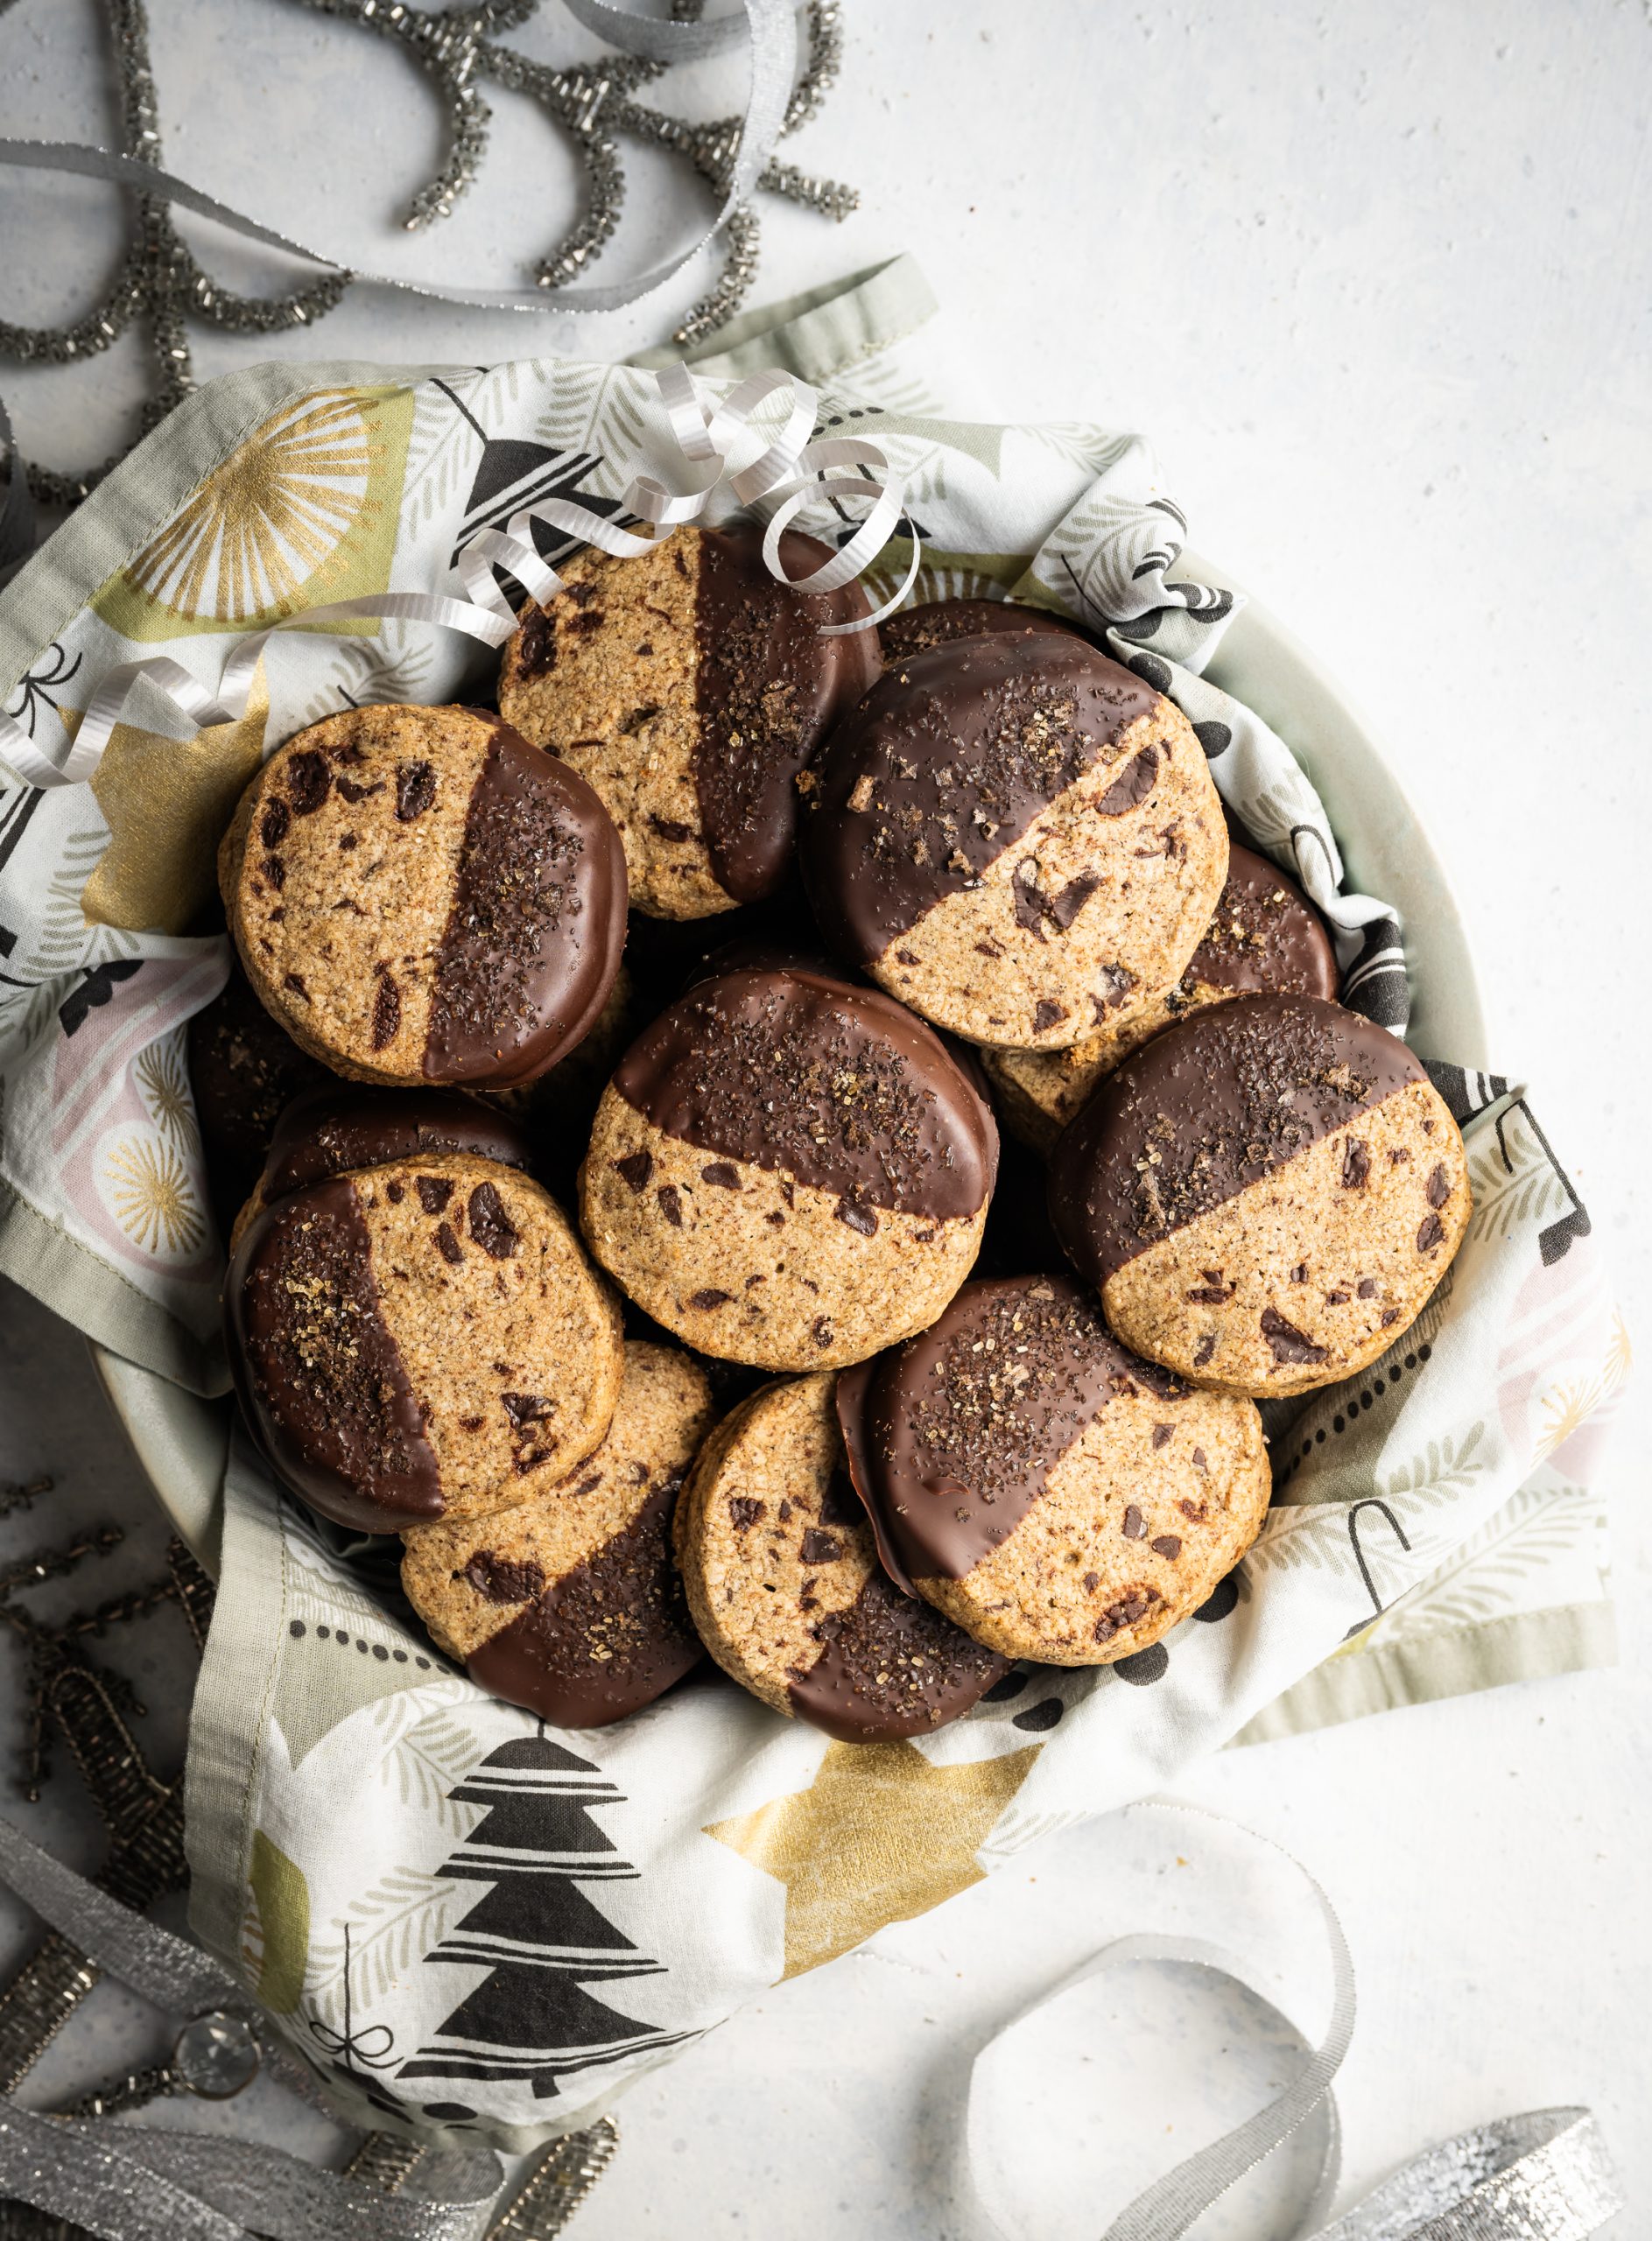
187 961 331 1226
879 598 1082 665
497 525 879 919
676 1373 1009 1741
401 1342 714 1726
231 1085 533 1247
227 1150 623 1531
1047 994 1472 1395
801 636 1227 1050
580 964 998 1371
838 1276 1270 1665
985 844 1339 1149
220 703 626 1090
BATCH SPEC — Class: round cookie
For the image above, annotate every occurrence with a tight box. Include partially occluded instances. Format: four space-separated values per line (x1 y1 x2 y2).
230 1084 535 1247
1047 994 1472 1396
401 1342 714 1726
800 635 1228 1050
226 1150 623 1532
219 703 626 1091
838 1276 1270 1666
676 1373 1009 1741
187 961 332 1226
984 844 1339 1149
496 524 880 920
879 597 1082 665
579 964 998 1372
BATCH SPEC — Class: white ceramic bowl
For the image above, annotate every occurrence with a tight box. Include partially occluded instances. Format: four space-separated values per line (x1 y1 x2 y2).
92 558 1488 1570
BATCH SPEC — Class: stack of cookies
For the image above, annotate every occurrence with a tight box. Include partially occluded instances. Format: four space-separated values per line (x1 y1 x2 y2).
207 529 1471 1741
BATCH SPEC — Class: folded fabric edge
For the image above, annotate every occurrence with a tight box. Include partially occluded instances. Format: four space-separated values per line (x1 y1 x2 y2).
629 252 938 382
0 1173 230 1394
1227 1600 1619 1747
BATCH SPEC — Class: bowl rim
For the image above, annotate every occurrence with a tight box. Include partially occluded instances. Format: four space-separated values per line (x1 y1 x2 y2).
91 558 1489 1570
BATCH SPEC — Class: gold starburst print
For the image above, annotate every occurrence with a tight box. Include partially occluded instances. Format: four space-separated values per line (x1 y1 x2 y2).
105 1134 204 1256
135 1038 196 1147
122 390 379 625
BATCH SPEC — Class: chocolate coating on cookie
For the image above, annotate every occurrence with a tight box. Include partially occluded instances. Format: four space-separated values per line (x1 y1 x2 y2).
220 705 626 1091
227 1177 442 1528
467 1479 701 1726
982 845 1339 1151
259 1086 533 1205
879 598 1082 665
498 525 878 917
693 526 880 900
423 720 626 1084
838 1277 1174 1590
675 1373 1008 1741
805 636 1162 961
836 1275 1272 1666
1048 994 1427 1287
611 965 995 1221
187 961 331 1220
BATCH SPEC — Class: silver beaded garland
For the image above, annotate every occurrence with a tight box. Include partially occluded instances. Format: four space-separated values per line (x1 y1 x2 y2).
0 0 856 511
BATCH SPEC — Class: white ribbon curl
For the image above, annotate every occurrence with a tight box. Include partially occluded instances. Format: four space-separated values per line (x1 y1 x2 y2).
0 358 917 793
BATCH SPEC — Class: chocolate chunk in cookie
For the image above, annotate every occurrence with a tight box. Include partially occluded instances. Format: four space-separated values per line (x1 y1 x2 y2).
580 964 998 1371
402 1342 714 1725
1047 994 1472 1394
985 843 1339 1149
800 636 1227 1050
219 703 626 1090
226 1150 623 1531
676 1372 1009 1740
497 525 879 920
839 1275 1269 1665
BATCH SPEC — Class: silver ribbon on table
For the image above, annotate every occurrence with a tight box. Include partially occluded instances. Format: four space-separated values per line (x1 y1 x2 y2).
0 1814 503 2241
0 1800 1627 2237
966 1805 1622 2241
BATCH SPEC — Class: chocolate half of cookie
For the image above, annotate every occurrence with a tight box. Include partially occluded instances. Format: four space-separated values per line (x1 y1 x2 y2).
879 597 1084 666
580 964 999 1372
675 1373 1009 1742
1047 993 1472 1394
226 1150 623 1532
187 959 333 1227
800 634 1228 1050
497 523 880 919
402 1341 714 1726
985 842 1339 1149
837 1275 1271 1666
220 703 627 1091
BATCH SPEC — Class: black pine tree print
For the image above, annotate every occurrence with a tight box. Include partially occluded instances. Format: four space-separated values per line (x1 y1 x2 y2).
397 1732 693 2107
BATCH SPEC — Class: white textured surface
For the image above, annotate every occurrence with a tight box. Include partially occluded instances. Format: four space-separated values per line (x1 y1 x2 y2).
0 0 1648 2231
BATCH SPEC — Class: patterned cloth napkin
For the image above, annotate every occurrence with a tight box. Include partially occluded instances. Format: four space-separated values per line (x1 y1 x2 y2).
0 259 1623 2146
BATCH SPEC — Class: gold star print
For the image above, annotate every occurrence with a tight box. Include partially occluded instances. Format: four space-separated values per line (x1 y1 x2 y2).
705 1738 1043 1980
80 661 270 935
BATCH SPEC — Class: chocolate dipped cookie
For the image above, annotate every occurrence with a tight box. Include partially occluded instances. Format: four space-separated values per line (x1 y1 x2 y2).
497 525 879 919
839 1276 1270 1666
220 704 626 1090
580 964 998 1372
229 1082 534 1248
187 959 332 1228
676 1372 1009 1741
984 844 1339 1149
878 597 1082 665
800 635 1227 1050
401 1341 714 1726
226 1149 623 1531
1047 994 1472 1395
